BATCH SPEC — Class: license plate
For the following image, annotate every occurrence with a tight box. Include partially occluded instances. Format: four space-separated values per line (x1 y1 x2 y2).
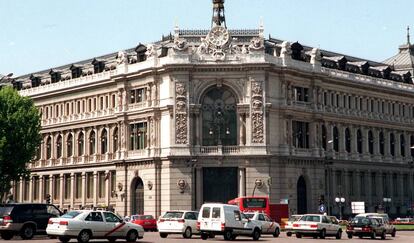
145 222 150 225
354 227 362 230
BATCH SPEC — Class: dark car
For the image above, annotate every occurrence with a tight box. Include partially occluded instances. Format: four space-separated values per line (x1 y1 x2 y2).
346 217 387 240
0 203 62 240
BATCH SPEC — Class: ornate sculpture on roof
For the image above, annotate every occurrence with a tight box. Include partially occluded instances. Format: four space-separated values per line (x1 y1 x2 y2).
116 51 128 65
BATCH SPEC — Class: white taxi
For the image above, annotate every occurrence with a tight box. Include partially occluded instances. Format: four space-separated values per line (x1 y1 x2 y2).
157 211 199 239
244 212 280 237
46 210 144 243
292 214 342 239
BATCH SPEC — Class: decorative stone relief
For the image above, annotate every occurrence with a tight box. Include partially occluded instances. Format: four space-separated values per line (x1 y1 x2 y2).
145 44 157 58
175 82 188 144
251 79 264 144
173 37 189 52
116 51 128 65
248 37 264 52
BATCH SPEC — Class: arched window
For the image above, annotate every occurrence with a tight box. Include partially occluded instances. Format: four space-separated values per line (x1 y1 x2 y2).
333 126 339 152
368 131 374 155
390 133 395 157
89 131 96 155
101 129 108 154
78 132 84 156
321 125 327 150
345 128 351 153
400 134 405 157
113 128 119 153
201 87 237 146
46 136 52 159
357 129 363 154
67 134 73 157
56 135 62 158
379 132 385 156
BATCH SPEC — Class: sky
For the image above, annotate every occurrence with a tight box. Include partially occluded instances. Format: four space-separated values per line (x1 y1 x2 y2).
0 0 413 76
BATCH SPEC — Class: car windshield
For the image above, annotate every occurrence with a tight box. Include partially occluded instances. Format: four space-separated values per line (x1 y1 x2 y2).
300 215 320 222
162 212 184 219
0 206 14 216
351 217 371 225
137 215 154 220
242 198 267 208
244 213 255 219
289 215 301 221
61 211 82 219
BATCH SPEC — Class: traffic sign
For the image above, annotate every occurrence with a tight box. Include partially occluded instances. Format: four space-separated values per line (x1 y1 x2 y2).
319 204 326 213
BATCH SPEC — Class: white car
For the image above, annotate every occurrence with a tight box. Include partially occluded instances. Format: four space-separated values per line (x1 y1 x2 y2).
198 203 262 241
157 211 199 238
46 210 144 243
285 214 302 237
292 214 342 239
244 212 280 237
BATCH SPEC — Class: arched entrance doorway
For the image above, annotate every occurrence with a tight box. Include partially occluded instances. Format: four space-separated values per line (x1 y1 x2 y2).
131 177 144 215
297 176 307 214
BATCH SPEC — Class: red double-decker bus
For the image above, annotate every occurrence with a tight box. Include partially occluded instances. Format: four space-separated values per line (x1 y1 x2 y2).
228 196 288 224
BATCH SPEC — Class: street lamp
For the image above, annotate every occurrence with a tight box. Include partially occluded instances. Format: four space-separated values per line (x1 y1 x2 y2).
383 197 392 214
335 197 346 220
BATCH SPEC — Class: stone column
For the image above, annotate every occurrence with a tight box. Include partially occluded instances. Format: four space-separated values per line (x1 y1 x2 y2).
39 176 44 203
19 177 24 203
396 133 402 159
105 170 110 207
362 128 370 159
50 175 54 204
239 168 246 197
239 114 245 146
70 173 75 209
81 172 86 207
28 176 33 202
339 125 346 157
385 131 391 158
59 174 64 208
93 171 98 207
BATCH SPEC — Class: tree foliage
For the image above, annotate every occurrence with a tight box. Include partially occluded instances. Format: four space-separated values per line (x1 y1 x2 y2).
0 86 41 202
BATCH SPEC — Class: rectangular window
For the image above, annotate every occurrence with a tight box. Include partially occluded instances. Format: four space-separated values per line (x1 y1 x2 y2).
54 175 60 200
212 207 221 218
348 172 354 196
130 88 146 104
76 174 82 199
403 174 409 196
292 121 309 149
360 172 365 196
129 122 148 150
98 172 106 198
87 173 93 199
293 87 309 102
110 171 116 197
33 177 39 200
371 172 376 196
323 92 327 106
64 174 71 199
202 207 210 218
393 173 398 197
382 173 388 197
44 176 50 198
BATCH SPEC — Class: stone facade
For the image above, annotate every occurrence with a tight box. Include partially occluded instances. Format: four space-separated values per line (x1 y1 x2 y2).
6 4 414 219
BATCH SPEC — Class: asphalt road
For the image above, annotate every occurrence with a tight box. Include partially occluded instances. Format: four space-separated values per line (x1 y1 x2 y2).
4 231 414 243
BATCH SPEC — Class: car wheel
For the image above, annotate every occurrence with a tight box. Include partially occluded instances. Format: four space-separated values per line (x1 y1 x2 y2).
77 230 91 243
336 229 342 239
252 228 261 241
20 225 35 240
231 235 237 240
273 227 280 237
320 229 326 239
59 236 70 243
296 233 302 238
391 229 396 237
107 237 116 243
223 230 233 241
381 231 386 240
0 232 13 240
183 227 192 239
347 233 353 239
371 231 377 239
200 233 209 240
126 230 138 243
287 232 292 237
159 233 168 238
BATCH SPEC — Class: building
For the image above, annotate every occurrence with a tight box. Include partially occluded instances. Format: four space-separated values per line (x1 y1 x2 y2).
6 1 414 218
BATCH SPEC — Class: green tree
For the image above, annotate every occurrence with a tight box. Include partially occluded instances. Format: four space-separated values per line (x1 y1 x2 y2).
0 86 41 202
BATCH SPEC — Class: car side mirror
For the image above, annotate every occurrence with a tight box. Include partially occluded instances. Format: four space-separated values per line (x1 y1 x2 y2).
119 219 124 223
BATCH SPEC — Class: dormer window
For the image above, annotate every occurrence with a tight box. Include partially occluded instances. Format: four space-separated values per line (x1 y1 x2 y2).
12 81 22 90
50 71 61 83
71 66 82 79
136 44 147 62
30 76 41 87
93 60 105 74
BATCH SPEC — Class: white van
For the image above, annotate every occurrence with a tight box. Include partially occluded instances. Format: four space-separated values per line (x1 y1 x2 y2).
197 203 262 241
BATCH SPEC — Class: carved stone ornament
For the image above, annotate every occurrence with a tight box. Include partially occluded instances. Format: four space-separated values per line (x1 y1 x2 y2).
173 37 188 52
175 82 188 144
116 51 128 65
196 26 231 61
145 44 157 58
251 80 264 144
248 37 264 52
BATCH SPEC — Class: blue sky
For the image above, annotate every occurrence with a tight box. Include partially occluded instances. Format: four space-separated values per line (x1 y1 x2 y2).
1 0 413 76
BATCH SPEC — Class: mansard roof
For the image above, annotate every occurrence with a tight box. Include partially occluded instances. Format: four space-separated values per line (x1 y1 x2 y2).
383 44 414 72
